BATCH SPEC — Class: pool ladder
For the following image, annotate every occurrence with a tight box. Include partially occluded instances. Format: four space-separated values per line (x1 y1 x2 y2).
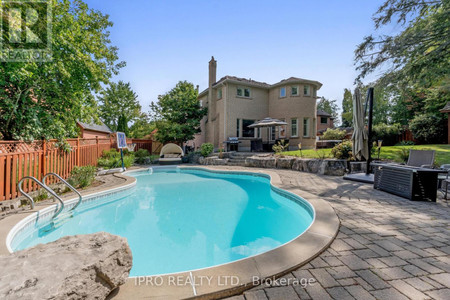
18 172 82 219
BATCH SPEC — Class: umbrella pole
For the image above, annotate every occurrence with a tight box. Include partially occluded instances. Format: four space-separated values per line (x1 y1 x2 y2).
366 88 374 175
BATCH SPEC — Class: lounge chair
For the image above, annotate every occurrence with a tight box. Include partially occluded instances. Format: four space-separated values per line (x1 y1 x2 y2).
159 143 184 165
406 149 435 168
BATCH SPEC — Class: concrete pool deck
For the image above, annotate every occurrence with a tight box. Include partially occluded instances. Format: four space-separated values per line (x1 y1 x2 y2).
211 166 450 300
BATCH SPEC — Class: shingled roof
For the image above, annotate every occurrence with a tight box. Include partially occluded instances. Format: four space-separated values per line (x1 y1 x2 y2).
199 75 322 97
440 102 450 113
77 120 112 133
317 109 332 117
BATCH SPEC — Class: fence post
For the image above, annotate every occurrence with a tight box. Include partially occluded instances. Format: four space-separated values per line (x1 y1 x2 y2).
96 136 99 158
77 137 80 166
41 139 46 177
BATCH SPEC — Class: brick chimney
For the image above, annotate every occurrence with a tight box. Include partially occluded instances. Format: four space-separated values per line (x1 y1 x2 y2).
209 56 217 88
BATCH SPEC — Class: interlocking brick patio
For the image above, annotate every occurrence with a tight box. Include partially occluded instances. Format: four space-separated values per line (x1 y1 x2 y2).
218 167 450 300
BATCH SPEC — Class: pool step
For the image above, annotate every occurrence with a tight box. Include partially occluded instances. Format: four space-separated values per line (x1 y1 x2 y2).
38 211 74 236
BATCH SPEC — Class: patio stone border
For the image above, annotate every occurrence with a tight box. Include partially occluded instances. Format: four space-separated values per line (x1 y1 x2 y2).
2 166 339 300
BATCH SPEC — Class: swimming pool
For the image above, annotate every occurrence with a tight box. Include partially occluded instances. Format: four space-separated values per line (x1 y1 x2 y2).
9 167 314 276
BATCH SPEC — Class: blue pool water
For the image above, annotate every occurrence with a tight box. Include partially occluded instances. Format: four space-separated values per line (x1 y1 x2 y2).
11 168 314 276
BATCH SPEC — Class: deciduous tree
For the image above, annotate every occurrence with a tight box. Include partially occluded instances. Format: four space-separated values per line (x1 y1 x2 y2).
0 0 124 140
98 81 141 132
150 81 207 144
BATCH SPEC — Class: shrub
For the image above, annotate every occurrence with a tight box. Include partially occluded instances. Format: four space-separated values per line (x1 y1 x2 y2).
200 143 214 157
372 123 403 146
409 114 446 144
68 165 96 188
102 149 120 159
98 149 135 169
396 140 415 146
322 128 346 140
331 140 353 160
135 149 150 164
398 147 411 163
273 139 289 155
33 190 48 202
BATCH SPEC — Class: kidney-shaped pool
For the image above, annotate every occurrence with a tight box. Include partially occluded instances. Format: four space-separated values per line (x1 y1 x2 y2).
10 167 314 276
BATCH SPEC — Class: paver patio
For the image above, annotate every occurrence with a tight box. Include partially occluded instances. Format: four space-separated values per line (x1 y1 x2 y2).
212 166 450 300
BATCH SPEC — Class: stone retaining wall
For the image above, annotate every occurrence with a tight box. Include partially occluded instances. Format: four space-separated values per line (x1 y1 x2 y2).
200 155 349 176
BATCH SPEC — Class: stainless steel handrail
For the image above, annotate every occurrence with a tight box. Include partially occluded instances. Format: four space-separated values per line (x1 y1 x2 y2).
18 176 65 218
42 172 83 210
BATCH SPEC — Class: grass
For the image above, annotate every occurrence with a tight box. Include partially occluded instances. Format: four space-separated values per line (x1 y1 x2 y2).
282 144 450 166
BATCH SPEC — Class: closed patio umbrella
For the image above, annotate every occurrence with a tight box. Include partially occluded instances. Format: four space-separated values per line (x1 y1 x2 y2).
352 88 369 160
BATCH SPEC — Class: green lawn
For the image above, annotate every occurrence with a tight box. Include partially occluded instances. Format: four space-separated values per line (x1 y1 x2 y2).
282 144 450 166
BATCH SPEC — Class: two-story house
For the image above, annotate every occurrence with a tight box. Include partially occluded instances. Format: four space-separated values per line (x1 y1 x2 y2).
193 57 322 151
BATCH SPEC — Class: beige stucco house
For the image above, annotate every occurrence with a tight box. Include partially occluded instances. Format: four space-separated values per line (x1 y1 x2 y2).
192 57 322 151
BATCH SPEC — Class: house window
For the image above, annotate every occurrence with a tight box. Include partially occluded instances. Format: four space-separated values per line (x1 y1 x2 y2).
217 88 222 99
291 86 299 96
303 118 310 137
303 85 310 96
242 119 255 137
237 87 250 98
291 119 298 137
257 127 261 138
270 126 276 141
321 117 328 124
280 87 286 98
236 119 240 137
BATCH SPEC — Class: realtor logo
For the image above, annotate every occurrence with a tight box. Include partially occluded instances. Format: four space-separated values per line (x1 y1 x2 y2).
0 0 52 61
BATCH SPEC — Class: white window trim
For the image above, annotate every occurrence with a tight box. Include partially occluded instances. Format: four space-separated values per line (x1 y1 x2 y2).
291 118 298 137
291 85 299 96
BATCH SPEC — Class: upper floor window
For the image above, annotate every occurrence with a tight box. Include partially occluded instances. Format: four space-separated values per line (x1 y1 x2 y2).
237 87 251 98
280 87 286 98
303 85 310 96
217 88 222 99
321 117 328 124
291 86 299 96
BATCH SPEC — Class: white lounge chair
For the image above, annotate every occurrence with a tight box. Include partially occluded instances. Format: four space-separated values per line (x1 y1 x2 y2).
159 143 184 165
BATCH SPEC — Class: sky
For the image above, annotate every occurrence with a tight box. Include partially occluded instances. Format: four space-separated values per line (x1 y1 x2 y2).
84 0 390 112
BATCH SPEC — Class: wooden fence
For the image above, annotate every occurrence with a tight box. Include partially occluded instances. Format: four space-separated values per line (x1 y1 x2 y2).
0 137 153 201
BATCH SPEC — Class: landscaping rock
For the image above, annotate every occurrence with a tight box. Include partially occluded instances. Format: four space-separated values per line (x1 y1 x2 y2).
276 157 296 169
291 158 304 171
350 161 367 173
302 159 322 173
199 156 230 165
0 232 132 300
319 159 347 176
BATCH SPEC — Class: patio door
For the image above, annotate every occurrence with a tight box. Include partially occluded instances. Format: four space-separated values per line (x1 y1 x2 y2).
269 126 276 141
